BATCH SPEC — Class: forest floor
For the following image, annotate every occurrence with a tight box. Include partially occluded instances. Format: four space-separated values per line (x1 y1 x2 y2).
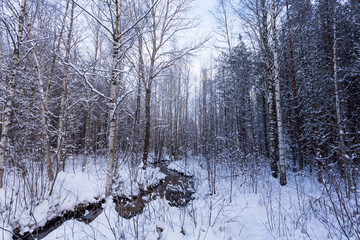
0 155 357 239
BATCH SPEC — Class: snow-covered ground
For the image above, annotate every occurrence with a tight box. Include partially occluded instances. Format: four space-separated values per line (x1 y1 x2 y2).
1 155 358 239
0 155 165 240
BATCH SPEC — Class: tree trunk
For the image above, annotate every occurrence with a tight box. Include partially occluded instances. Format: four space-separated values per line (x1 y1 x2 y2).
105 0 121 196
332 1 352 193
142 87 151 169
25 6 54 182
260 0 278 178
0 24 6 136
286 0 303 170
0 0 27 188
262 94 269 158
272 0 287 186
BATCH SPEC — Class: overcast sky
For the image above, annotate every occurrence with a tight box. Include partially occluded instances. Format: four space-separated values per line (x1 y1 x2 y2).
189 0 218 78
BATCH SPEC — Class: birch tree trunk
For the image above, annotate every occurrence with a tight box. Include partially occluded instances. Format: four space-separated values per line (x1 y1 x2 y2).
105 0 121 196
271 0 286 186
74 0 156 193
25 6 55 181
0 23 5 136
0 0 27 188
260 0 278 178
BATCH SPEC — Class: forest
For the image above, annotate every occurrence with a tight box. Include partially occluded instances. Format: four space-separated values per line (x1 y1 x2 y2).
0 0 359 239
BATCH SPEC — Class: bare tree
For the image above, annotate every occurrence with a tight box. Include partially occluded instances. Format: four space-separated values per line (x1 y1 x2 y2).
271 0 286 185
0 0 27 188
73 0 159 195
25 2 56 182
137 0 202 169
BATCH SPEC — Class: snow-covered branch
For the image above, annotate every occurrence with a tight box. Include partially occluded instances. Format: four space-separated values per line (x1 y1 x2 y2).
61 59 111 101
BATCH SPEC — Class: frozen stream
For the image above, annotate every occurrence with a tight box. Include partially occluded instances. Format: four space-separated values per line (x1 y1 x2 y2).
12 164 195 240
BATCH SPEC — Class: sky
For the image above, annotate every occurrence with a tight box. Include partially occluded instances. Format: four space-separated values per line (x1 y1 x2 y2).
190 0 218 78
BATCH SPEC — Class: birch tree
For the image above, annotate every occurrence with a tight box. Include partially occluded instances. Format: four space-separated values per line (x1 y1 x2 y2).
25 2 56 181
238 0 284 182
271 0 286 185
0 0 27 188
106 0 122 196
73 0 159 195
257 0 279 178
70 0 127 195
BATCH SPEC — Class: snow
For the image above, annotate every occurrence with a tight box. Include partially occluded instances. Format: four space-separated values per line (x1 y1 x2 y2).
1 155 358 240
168 159 199 177
113 163 166 197
0 155 165 238
2 168 106 233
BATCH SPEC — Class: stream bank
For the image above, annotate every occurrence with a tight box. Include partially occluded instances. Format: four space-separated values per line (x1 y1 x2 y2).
12 164 194 240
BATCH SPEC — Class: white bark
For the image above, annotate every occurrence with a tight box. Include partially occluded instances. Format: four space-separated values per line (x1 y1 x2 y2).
259 0 278 178
0 23 5 134
71 0 160 194
0 0 26 188
25 7 54 181
271 0 286 186
105 0 121 196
